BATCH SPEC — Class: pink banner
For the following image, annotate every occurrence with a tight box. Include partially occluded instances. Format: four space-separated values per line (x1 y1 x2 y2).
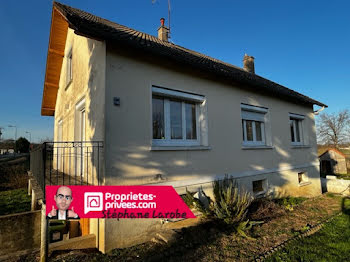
46 185 195 219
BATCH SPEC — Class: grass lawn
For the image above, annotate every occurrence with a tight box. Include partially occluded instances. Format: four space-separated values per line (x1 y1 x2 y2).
266 197 350 262
0 188 31 215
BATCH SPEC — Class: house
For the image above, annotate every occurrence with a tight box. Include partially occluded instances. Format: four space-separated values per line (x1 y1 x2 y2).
39 2 327 252
0 141 15 155
319 148 347 175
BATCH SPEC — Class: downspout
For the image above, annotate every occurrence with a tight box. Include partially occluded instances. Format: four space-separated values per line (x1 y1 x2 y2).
313 106 325 115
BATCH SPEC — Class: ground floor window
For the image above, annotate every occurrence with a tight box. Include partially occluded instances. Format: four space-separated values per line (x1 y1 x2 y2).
152 86 205 146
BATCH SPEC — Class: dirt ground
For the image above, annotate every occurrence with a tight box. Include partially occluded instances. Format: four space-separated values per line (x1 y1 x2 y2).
9 193 344 262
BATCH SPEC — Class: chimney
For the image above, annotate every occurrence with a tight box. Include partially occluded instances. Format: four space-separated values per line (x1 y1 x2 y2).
158 18 169 42
243 54 255 74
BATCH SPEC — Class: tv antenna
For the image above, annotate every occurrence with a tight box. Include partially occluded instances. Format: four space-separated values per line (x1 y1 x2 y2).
152 0 172 39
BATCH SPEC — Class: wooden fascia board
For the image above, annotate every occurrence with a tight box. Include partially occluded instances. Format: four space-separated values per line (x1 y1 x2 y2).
44 82 59 89
41 7 68 116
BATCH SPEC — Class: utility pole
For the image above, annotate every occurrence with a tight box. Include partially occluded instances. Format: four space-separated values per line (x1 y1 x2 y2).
0 127 3 141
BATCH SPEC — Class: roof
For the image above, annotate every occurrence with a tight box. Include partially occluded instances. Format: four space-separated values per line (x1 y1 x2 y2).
41 2 327 116
319 148 346 158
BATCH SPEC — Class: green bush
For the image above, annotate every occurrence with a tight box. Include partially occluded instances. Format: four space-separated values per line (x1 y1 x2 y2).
212 176 252 225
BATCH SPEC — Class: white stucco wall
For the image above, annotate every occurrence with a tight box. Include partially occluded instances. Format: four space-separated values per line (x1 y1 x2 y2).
103 46 320 194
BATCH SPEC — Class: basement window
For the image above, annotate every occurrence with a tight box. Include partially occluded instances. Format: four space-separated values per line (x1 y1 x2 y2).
252 179 267 195
298 172 309 185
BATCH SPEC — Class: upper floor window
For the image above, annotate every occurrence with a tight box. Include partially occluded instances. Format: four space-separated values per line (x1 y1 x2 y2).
152 86 205 146
241 104 268 146
66 49 73 87
289 113 304 145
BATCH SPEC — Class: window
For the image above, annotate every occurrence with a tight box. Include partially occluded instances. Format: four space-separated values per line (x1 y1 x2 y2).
66 49 73 86
252 179 267 194
152 86 204 146
298 172 308 185
241 104 268 146
289 113 304 145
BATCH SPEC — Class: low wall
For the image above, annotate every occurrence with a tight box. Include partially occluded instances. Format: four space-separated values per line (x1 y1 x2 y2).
0 210 41 256
322 177 350 195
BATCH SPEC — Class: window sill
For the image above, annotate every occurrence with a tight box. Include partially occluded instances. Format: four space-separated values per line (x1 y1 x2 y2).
151 146 211 151
291 145 311 149
298 181 311 187
242 145 273 150
254 191 267 198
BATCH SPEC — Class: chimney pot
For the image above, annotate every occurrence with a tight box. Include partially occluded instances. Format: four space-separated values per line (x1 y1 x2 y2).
243 54 255 74
158 18 169 42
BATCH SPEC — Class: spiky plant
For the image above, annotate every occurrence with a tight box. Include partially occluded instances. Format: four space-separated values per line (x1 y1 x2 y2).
182 187 213 217
212 175 252 225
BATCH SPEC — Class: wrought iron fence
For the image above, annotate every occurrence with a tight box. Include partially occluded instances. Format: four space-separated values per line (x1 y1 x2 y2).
30 141 103 199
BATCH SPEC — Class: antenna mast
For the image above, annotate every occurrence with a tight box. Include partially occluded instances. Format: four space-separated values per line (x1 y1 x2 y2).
168 0 171 39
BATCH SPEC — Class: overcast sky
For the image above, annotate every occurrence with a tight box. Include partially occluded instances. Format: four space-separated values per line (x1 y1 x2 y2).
0 0 349 142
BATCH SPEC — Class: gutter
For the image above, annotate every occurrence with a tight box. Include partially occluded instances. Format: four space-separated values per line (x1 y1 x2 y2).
314 106 326 115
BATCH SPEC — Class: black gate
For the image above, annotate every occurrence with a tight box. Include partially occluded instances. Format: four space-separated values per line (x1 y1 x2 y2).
30 141 103 200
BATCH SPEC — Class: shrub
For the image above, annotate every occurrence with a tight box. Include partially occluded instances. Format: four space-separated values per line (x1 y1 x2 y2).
212 176 252 226
181 190 196 209
15 137 30 153
181 188 212 217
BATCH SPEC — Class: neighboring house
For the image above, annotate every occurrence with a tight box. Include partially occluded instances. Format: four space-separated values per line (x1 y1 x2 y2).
0 141 15 155
319 149 347 175
39 2 327 252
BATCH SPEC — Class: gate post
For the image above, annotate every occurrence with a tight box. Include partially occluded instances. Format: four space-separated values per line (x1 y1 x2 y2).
40 201 48 262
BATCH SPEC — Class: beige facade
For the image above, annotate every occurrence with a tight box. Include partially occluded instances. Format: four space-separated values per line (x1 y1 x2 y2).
97 46 321 251
51 27 322 254
104 46 320 192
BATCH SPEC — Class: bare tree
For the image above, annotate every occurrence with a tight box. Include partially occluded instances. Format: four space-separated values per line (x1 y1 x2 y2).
317 109 350 147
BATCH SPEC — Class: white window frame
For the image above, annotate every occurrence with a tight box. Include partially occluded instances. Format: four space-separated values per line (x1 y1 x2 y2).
289 113 304 146
241 104 268 147
75 98 86 177
57 119 63 171
66 48 73 87
152 86 204 147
